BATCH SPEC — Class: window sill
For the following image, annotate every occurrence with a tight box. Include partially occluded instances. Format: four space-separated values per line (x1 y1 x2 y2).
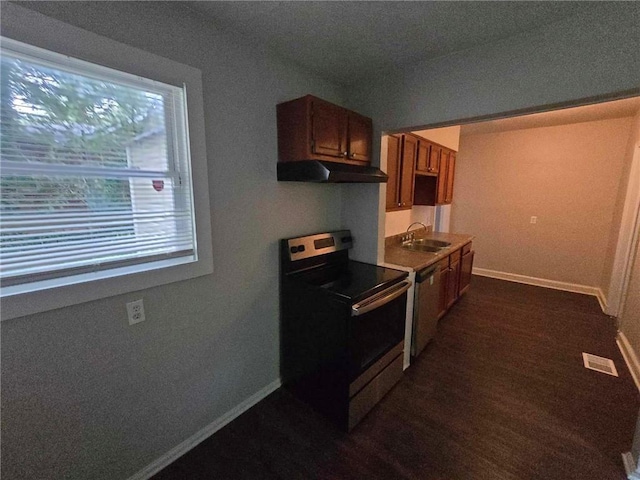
1 255 213 320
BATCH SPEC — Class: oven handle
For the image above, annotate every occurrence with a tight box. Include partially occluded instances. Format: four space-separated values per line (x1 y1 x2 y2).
351 280 412 317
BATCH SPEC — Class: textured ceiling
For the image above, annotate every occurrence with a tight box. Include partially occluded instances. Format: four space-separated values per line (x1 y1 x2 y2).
185 1 596 86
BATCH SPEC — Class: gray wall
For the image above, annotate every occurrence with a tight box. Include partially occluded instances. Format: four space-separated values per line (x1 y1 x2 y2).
451 117 633 288
344 0 639 264
1 3 346 479
346 2 639 130
2 2 640 480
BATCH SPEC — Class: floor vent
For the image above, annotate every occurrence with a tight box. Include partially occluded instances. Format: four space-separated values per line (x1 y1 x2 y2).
582 352 618 377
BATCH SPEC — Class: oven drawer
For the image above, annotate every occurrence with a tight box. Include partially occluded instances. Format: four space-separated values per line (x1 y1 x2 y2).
348 353 403 431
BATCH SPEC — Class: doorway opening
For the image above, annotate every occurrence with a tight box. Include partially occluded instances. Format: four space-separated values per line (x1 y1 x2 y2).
381 96 640 318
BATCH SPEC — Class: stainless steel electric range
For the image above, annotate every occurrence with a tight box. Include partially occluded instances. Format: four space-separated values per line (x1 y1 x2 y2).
280 230 410 431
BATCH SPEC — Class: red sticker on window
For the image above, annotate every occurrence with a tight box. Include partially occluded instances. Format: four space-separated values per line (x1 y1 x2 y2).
152 180 164 192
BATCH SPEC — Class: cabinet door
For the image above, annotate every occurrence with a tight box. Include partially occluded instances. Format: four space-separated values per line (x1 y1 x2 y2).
347 113 372 163
445 153 456 204
447 256 460 309
311 100 347 159
436 149 449 204
437 266 449 319
416 140 430 173
399 135 417 209
385 135 402 211
428 144 441 174
436 258 450 319
459 249 474 296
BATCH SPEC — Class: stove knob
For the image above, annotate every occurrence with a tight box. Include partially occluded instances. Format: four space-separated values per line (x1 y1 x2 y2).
298 245 305 252
290 246 299 254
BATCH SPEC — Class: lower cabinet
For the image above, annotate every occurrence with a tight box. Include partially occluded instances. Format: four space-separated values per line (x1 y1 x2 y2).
459 242 474 296
437 259 449 319
436 241 474 319
446 250 461 309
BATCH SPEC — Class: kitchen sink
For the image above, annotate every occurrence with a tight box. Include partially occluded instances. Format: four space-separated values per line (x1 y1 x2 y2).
402 244 443 253
401 238 451 253
411 239 451 248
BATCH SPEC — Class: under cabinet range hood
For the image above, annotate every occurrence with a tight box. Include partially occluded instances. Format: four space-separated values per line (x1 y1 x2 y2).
276 95 387 183
277 160 388 183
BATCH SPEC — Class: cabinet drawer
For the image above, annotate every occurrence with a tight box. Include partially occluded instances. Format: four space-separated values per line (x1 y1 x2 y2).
449 248 461 264
462 242 473 256
437 257 450 270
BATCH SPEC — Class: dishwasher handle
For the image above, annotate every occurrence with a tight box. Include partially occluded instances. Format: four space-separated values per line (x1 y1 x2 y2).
351 280 412 317
415 266 437 283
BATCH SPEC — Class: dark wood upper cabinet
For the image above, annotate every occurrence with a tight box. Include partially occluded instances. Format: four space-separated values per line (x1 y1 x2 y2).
277 95 372 165
415 140 430 173
347 112 372 162
412 134 457 206
428 144 440 174
386 134 415 211
386 134 416 211
399 135 416 209
436 149 449 204
311 100 348 159
385 135 402 211
416 140 440 176
445 153 456 204
434 149 456 205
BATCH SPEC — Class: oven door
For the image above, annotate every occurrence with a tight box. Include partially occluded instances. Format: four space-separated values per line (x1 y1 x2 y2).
348 280 411 380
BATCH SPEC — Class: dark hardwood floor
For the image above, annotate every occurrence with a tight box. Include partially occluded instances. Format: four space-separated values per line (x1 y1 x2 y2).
153 276 639 480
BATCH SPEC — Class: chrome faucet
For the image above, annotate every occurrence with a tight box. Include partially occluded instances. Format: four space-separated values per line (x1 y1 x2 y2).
406 222 428 233
402 222 429 244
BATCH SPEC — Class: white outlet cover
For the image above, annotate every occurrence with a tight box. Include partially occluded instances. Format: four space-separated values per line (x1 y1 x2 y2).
126 299 145 325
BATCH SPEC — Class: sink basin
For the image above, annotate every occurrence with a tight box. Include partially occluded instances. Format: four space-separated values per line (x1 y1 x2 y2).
411 239 451 248
401 239 451 253
401 244 443 253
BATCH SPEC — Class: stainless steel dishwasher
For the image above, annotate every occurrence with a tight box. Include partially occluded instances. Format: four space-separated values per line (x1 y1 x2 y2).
411 264 440 357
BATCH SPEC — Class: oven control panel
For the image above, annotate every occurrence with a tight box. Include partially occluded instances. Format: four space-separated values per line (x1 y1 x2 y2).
286 230 353 261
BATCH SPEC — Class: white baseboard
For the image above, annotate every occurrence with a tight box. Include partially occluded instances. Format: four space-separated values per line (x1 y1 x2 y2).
622 452 639 479
472 268 605 308
617 332 640 392
127 378 282 480
596 288 609 314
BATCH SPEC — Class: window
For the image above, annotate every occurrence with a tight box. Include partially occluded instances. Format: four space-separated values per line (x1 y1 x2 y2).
0 32 212 319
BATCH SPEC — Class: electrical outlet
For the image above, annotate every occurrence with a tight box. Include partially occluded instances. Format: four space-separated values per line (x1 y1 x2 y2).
126 299 145 325
530 216 537 224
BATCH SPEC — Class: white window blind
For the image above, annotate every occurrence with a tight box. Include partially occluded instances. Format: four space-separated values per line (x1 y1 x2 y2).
0 38 196 290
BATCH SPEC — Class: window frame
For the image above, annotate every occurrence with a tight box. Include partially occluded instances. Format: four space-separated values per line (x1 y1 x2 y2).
0 18 213 321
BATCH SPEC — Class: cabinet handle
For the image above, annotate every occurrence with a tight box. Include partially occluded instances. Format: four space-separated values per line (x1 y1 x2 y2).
343 151 348 157
350 152 356 158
